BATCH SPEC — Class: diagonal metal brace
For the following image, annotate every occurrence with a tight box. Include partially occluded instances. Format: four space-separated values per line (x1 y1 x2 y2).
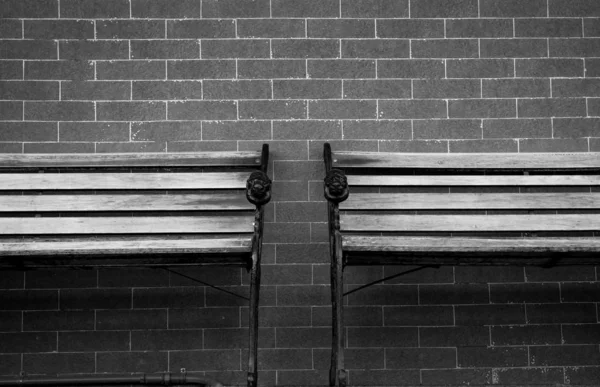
343 265 440 297
163 268 249 301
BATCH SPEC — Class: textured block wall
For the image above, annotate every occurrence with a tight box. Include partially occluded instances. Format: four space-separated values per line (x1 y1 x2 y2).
1 0 599 385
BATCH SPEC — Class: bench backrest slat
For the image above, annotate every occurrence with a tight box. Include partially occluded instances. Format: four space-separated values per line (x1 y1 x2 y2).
0 194 254 212
348 175 600 186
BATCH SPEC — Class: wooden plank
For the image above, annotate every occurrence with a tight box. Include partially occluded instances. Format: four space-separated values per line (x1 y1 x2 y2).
0 237 252 257
0 172 249 190
348 175 600 186
334 151 600 170
341 214 600 232
0 152 262 168
0 216 254 234
342 193 600 210
0 193 254 212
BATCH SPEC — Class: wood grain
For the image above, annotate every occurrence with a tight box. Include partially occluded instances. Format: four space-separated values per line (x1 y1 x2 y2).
347 175 600 186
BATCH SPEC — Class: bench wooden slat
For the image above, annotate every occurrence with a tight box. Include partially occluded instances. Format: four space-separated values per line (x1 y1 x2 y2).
0 172 249 190
342 193 600 210
0 152 262 168
0 193 254 212
0 216 254 234
334 152 600 170
0 237 252 257
348 175 600 186
341 214 600 232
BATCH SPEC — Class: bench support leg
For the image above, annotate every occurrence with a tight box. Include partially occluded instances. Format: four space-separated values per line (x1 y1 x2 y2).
329 204 346 387
247 208 263 387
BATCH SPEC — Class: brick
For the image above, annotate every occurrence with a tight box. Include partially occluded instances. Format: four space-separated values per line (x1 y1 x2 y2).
0 354 20 375
275 243 327 264
258 348 312 370
491 283 560 303
206 284 274 307
553 79 600 97
483 118 551 138
0 81 58 100
446 19 513 38
132 80 201 100
23 310 92 331
342 0 408 17
384 305 453 326
0 312 21 331
273 39 339 59
171 308 238 329
566 366 600 384
26 270 96 289
0 19 21 38
273 121 338 141
134 287 204 308
0 61 22 79
276 202 327 223
411 0 477 17
379 100 446 119
97 101 165 121
97 20 165 39
455 304 526 325
0 101 22 120
0 332 56 353
377 19 444 38
562 282 600 302
276 327 329 348
23 353 94 374
483 79 550 98
450 99 516 118
61 41 129 60
492 325 562 346
0 40 56 59
551 38 600 57
238 59 305 79
25 142 95 153
516 18 583 37
264 221 311 243
25 60 93 80
133 0 200 17
378 59 444 78
273 80 338 99
481 38 548 58
97 309 167 330
585 18 600 37
516 59 584 77
204 80 270 100
202 0 270 18
381 140 449 152
59 331 129 352
421 284 490 304
314 305 383 327
61 0 129 17
350 370 420 386
347 284 417 306
0 289 57 310
518 98 586 118
343 39 409 59
167 20 234 39
61 288 130 309
309 19 373 38
168 60 234 80
563 324 600 344
343 120 411 139
423 369 492 385
422 326 489 347
308 59 375 79
413 39 478 58
383 265 454 284
239 100 305 119
344 80 410 99
24 20 93 39
239 19 304 38
131 329 202 351
131 40 198 60
386 348 455 369
62 81 130 100
554 118 600 137
481 0 547 17
242 306 310 327
531 345 600 366
494 368 565 385
97 352 168 373
0 0 57 18
459 347 528 367
172 350 240 372
203 121 270 141
24 101 93 121
206 327 275 349
414 79 480 99
168 101 237 120
590 98 600 116
414 119 481 139
348 327 417 348
170 266 240 287
521 138 590 152
314 348 384 370
98 268 168 288
272 0 338 17
277 285 329 306
447 59 514 78
550 0 600 17
310 100 376 119
528 303 597 323
203 39 269 59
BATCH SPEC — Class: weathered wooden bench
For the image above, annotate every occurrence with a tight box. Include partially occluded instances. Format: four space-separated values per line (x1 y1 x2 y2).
323 143 600 387
0 145 271 387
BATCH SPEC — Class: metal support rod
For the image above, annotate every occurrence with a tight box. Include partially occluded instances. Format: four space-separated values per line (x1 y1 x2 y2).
163 268 249 301
0 373 222 387
343 265 439 297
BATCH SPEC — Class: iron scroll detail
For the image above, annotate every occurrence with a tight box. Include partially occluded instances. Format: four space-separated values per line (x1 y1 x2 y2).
324 169 349 203
246 171 272 206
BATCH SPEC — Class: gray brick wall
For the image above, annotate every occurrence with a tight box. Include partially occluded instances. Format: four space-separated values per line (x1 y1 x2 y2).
0 0 599 385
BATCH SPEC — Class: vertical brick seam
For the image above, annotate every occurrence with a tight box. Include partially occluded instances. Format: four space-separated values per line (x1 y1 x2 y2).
0 0 599 385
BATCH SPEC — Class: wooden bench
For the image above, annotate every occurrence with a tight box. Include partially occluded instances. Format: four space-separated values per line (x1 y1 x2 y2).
0 145 271 387
323 143 600 387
